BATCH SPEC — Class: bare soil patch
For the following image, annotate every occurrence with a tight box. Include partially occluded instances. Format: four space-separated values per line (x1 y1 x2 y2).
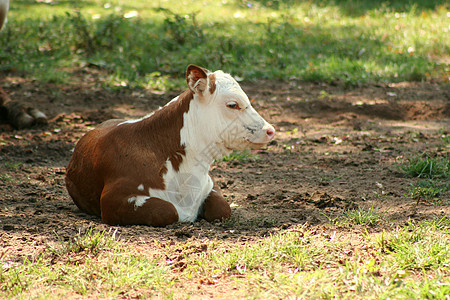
1 78 449 281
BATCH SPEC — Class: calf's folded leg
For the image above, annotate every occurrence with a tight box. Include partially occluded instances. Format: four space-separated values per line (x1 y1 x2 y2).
100 180 179 226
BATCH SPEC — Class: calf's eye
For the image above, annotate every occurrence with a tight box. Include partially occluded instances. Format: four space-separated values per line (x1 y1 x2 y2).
226 102 240 110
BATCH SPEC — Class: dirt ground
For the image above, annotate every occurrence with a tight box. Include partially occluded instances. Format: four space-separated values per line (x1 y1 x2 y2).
0 74 449 272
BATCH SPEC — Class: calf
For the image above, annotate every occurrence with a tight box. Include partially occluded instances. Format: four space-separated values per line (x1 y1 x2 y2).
65 65 275 226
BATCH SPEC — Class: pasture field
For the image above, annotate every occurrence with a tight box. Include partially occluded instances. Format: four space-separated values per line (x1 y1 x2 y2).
1 0 449 299
1 0 449 86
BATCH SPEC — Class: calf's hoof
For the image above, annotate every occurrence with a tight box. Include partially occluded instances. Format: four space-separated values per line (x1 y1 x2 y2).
5 101 47 129
27 107 48 124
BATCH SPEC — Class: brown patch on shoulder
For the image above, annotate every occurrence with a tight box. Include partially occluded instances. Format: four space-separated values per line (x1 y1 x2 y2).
208 74 216 94
140 89 193 174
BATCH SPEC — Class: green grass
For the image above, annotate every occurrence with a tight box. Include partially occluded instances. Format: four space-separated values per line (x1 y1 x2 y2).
439 130 450 149
0 229 170 298
398 152 449 205
407 180 449 205
48 228 119 257
378 217 450 271
324 204 385 226
3 161 23 171
1 0 448 88
2 218 449 299
0 173 21 184
187 218 450 299
342 204 384 226
399 154 450 179
221 149 255 162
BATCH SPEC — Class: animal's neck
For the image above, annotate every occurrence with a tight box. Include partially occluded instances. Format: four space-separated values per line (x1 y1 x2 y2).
130 90 191 169
180 95 232 171
136 90 228 174
142 89 193 131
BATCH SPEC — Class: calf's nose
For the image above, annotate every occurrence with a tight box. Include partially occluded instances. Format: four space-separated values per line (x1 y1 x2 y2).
266 126 275 140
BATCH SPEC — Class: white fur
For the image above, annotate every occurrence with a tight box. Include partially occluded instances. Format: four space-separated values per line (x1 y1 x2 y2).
128 195 150 210
182 70 273 154
117 114 151 126
148 160 213 222
137 184 144 191
145 70 273 222
124 70 274 222
117 96 179 126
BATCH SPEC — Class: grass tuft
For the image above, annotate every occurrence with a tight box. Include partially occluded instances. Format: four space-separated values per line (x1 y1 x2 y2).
4 162 23 171
221 150 256 162
399 154 449 179
47 228 119 258
343 204 384 226
377 217 450 271
407 180 449 204
439 130 450 149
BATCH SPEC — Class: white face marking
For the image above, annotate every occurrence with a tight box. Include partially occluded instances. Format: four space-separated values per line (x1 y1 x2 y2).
180 70 275 159
214 73 274 149
137 184 144 191
128 195 150 210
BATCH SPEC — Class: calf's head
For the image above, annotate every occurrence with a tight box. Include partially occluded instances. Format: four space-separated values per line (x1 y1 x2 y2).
184 65 275 155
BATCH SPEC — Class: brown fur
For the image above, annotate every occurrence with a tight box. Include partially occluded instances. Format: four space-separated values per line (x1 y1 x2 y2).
65 89 194 226
66 65 235 226
202 180 231 221
208 74 216 94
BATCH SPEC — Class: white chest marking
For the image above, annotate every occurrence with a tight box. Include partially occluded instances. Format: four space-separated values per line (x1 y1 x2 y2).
148 160 213 222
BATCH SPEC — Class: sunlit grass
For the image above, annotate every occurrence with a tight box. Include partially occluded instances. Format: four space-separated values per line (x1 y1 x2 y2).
323 204 385 227
0 229 170 298
1 217 449 299
184 218 450 299
1 0 448 88
407 180 449 205
343 204 384 226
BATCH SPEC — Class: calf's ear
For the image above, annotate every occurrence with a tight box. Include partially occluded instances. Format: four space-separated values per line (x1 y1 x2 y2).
186 64 210 95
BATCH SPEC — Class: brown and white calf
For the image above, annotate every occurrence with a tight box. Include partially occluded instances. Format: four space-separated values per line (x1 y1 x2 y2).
65 65 275 226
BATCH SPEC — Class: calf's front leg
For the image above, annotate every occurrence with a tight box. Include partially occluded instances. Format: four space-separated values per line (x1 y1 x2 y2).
202 184 231 222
